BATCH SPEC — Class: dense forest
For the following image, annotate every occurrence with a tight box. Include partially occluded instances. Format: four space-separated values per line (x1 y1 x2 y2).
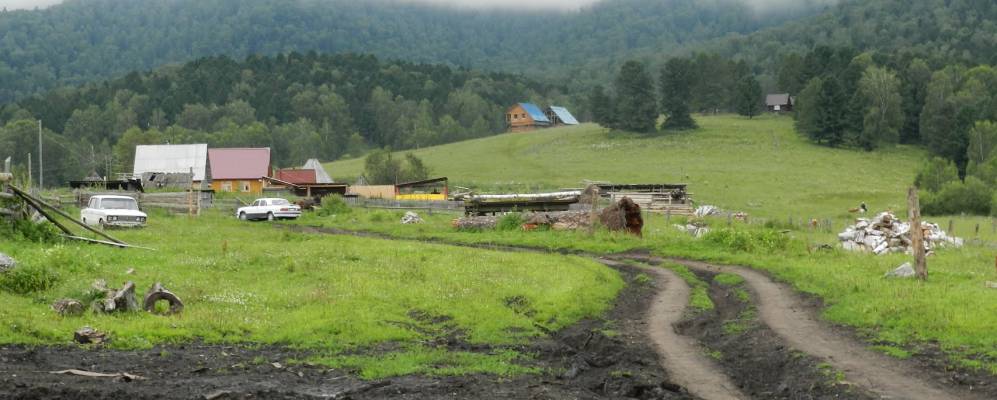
4 0 997 103
0 0 829 102
0 52 565 184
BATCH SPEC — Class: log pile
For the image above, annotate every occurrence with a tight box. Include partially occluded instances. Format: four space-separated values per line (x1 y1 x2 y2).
452 197 643 236
837 212 963 255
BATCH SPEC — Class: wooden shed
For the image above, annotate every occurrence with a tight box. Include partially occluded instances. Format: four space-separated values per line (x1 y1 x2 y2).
395 177 448 201
595 183 693 215
766 94 794 113
506 103 552 132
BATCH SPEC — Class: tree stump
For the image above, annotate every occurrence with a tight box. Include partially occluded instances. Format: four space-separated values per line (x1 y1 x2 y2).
143 283 184 315
74 326 108 344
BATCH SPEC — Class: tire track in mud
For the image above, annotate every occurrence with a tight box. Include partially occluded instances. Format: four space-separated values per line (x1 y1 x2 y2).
602 259 748 400
657 257 984 400
292 226 987 399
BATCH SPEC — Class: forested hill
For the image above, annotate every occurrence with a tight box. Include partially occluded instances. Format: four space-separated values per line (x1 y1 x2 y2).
0 0 827 102
0 52 563 184
708 0 997 75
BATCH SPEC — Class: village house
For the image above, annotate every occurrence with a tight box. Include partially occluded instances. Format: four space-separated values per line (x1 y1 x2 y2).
544 106 579 126
766 93 794 113
208 148 272 194
505 102 551 132
132 144 209 189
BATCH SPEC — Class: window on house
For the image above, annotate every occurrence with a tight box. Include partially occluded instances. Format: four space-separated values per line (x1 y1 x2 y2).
221 181 232 192
241 181 251 192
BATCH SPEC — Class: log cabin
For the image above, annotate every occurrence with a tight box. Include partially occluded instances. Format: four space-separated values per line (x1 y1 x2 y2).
506 103 551 132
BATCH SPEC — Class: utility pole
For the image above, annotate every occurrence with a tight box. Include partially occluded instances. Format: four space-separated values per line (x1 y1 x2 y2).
38 120 43 189
27 153 31 191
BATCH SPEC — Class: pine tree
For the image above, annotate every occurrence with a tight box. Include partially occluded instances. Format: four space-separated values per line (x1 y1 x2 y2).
588 85 614 127
614 60 659 133
735 75 762 118
660 58 697 130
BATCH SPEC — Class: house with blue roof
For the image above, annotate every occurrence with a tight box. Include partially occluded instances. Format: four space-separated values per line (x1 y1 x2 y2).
545 106 579 126
505 102 552 132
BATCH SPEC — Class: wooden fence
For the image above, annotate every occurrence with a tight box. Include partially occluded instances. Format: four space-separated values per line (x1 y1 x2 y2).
347 197 464 211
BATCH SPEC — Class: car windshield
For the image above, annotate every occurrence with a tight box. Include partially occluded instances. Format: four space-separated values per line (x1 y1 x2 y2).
101 198 138 210
271 199 290 206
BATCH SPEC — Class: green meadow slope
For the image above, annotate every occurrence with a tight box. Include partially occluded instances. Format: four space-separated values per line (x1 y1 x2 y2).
326 115 925 219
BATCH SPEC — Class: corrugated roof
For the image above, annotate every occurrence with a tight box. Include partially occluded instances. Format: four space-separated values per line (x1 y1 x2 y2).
548 106 579 125
133 144 208 181
276 169 317 185
519 103 551 123
302 158 334 183
766 94 791 106
208 148 271 180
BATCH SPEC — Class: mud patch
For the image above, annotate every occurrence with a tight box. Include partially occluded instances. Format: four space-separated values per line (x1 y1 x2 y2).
0 265 693 400
675 269 873 400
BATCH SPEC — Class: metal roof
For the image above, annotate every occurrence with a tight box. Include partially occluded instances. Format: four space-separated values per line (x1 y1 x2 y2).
766 94 791 106
548 106 579 125
519 103 551 124
302 158 334 183
208 148 271 180
276 169 317 185
396 177 448 187
133 144 208 181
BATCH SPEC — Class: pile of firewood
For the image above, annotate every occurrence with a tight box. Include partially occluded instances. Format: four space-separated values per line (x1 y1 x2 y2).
453 197 643 236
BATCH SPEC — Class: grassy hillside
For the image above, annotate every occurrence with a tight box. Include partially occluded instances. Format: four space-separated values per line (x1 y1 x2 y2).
326 114 925 219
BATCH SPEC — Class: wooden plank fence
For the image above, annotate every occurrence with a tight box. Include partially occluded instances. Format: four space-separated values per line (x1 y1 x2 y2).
348 197 464 211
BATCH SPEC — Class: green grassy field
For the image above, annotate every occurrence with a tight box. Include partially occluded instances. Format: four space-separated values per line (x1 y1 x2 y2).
325 114 925 219
0 210 622 378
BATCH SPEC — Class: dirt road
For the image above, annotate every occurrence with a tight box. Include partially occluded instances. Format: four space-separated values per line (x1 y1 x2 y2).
611 260 748 400
661 257 985 400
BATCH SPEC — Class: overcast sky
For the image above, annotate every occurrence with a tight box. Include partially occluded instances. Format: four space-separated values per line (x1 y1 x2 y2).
0 0 830 12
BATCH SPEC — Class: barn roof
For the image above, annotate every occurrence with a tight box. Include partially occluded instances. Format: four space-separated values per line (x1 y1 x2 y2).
275 169 317 185
133 144 208 181
302 158 334 183
519 103 551 123
208 148 271 180
766 94 791 106
548 106 579 125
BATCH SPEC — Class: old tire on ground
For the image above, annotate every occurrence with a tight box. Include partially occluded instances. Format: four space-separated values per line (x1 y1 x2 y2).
143 283 183 315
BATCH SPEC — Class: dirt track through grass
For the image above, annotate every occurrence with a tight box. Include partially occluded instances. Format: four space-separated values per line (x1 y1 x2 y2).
601 259 747 400
299 226 990 399
662 257 984 400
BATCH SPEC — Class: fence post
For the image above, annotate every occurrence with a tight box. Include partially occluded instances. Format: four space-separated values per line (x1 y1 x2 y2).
908 187 927 280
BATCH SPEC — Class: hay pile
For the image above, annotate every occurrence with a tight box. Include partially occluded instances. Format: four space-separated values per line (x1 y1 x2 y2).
837 212 963 255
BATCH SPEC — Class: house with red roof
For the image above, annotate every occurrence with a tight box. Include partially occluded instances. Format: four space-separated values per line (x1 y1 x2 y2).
275 169 317 185
208 148 272 194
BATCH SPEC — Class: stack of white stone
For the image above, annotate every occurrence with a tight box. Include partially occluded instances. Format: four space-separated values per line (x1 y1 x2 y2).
838 212 963 255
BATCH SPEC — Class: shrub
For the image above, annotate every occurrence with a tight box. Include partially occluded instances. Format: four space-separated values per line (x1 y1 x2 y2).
0 218 60 243
914 157 959 192
0 263 61 294
921 176 992 216
496 213 524 231
317 195 351 216
704 228 789 253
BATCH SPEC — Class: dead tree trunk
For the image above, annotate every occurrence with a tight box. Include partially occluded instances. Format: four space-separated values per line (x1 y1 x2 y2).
908 187 927 280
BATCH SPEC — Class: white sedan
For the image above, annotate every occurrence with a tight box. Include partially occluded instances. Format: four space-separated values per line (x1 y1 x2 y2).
236 198 301 221
81 195 148 228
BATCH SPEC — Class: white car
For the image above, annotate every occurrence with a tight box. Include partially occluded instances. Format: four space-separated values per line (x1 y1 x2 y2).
236 198 301 221
81 195 148 228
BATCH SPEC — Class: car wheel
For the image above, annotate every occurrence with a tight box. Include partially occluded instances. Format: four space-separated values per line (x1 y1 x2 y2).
98 219 106 231
239 212 247 221
267 212 275 221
